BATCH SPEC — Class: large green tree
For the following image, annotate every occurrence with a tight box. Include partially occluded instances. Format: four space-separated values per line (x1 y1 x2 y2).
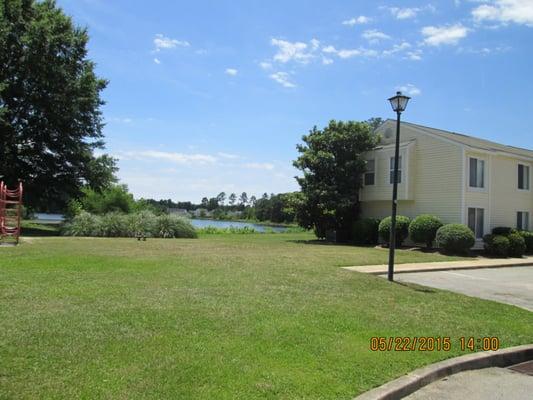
293 120 379 241
0 0 109 210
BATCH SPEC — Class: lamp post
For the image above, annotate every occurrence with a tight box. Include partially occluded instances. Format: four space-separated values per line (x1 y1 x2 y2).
387 91 410 282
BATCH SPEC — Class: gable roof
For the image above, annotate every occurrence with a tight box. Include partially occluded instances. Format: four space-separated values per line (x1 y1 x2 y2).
385 119 533 160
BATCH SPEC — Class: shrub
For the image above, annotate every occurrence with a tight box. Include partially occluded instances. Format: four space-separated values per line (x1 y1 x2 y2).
378 216 411 246
508 233 526 257
352 218 380 245
519 231 533 254
62 211 100 236
63 212 197 239
408 214 443 248
492 226 517 236
483 234 509 257
127 210 157 237
98 212 128 237
435 224 475 255
154 214 197 238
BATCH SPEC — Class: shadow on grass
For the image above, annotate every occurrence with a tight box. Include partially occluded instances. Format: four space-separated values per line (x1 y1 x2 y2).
395 281 437 294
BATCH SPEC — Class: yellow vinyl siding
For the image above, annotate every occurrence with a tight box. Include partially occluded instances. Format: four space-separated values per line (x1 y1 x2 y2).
489 155 533 230
361 123 463 224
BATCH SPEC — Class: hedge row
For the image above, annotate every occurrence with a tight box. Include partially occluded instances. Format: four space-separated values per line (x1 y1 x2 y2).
62 211 198 238
483 226 530 258
353 214 475 254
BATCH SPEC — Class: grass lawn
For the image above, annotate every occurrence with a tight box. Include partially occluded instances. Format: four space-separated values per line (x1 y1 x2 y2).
1 232 532 399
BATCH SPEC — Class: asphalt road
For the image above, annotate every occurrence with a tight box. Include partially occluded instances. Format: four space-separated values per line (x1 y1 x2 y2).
404 367 533 400
386 266 533 311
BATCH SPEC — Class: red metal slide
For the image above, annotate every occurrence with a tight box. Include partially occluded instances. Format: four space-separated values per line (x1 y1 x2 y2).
0 181 23 245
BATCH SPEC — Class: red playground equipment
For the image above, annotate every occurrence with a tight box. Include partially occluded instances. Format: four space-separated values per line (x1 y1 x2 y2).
0 181 23 245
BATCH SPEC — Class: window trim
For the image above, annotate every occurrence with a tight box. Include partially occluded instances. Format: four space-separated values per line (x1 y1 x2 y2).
517 163 531 192
467 206 485 239
364 159 376 186
389 155 402 185
517 211 530 231
467 156 487 192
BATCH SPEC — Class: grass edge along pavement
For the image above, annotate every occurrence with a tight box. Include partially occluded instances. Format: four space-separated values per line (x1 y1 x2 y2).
1 233 532 399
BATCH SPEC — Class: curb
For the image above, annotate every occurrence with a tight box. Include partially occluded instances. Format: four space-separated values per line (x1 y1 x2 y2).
353 344 533 400
342 261 533 275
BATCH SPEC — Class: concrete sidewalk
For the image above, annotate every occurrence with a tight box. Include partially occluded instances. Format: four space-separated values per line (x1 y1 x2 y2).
342 256 533 275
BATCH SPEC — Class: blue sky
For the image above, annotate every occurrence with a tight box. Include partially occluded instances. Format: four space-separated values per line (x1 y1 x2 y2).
57 0 533 202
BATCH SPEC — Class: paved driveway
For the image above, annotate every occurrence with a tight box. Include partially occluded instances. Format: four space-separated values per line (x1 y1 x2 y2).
384 266 533 311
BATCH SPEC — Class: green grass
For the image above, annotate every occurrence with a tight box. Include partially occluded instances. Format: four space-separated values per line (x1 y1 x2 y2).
21 221 61 236
0 233 532 399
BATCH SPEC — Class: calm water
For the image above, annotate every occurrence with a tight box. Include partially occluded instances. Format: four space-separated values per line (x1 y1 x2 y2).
190 218 288 232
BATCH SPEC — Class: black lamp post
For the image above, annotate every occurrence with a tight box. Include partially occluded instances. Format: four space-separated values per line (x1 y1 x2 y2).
387 91 410 282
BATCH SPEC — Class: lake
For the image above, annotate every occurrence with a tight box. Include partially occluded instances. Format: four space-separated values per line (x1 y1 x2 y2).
190 219 288 232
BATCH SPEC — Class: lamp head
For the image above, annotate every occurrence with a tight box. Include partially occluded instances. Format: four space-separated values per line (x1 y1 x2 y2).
388 91 410 113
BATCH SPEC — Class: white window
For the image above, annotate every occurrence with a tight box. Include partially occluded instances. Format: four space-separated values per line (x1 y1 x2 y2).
518 164 530 190
517 211 529 231
467 207 485 239
389 156 402 184
469 158 485 188
364 159 375 186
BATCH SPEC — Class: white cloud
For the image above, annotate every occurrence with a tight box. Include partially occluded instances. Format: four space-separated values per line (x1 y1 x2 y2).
225 68 238 76
421 24 470 46
406 49 423 60
323 45 378 59
342 16 371 26
259 61 273 70
310 38 321 50
244 162 275 170
362 29 391 43
396 84 421 96
153 58 161 64
386 5 436 19
381 42 411 56
153 34 190 52
217 152 240 159
472 0 533 26
271 38 315 64
322 57 334 65
269 72 296 88
121 150 216 165
108 117 133 124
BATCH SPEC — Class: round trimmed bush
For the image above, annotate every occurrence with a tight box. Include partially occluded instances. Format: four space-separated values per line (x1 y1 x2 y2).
519 231 533 254
508 233 526 257
378 216 411 246
352 218 380 245
435 224 475 255
483 234 509 257
408 214 443 248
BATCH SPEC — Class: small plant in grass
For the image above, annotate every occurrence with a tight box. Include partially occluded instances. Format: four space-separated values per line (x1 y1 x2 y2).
508 233 526 257
378 216 410 246
352 218 380 245
408 214 443 248
483 234 509 257
435 224 475 255
519 231 533 254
